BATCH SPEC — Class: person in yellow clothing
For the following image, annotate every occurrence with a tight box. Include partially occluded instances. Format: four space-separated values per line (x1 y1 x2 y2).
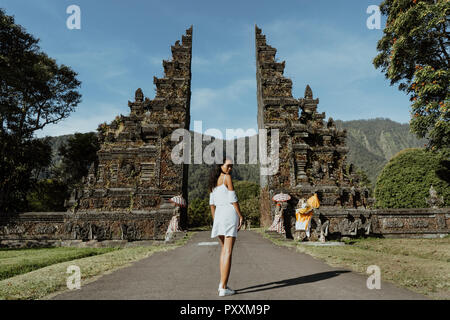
295 194 320 238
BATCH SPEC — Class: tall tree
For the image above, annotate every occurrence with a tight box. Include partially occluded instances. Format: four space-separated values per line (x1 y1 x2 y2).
0 9 81 213
373 0 449 151
57 132 100 188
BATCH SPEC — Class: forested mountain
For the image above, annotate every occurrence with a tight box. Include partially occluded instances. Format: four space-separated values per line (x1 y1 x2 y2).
42 118 426 199
187 131 259 200
334 118 427 185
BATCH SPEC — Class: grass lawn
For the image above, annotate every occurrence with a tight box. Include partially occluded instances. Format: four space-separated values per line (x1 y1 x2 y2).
253 228 450 300
0 247 118 281
0 232 195 300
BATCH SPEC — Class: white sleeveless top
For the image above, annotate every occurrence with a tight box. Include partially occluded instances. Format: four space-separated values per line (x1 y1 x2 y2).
209 174 238 206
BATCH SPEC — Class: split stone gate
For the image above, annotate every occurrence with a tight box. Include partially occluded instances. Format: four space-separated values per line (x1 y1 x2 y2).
0 26 448 247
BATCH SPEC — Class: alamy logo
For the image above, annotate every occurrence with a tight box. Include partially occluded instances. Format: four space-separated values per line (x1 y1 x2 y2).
366 265 381 289
366 5 381 30
66 265 81 290
66 5 81 30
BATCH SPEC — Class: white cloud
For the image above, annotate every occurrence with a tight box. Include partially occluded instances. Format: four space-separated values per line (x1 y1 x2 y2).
192 50 246 69
192 55 211 67
190 78 257 140
56 49 131 80
191 78 255 111
148 55 168 67
216 51 239 64
191 88 219 110
34 102 125 138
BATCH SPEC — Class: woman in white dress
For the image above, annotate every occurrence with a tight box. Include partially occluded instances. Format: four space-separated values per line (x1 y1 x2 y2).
209 156 243 297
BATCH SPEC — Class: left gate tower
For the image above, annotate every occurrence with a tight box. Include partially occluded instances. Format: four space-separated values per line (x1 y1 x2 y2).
65 26 193 239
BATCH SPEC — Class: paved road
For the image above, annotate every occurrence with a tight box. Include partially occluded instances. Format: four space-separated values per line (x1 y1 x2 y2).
53 230 426 300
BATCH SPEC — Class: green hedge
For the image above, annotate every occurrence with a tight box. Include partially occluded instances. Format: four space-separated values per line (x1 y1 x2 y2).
187 198 211 228
374 148 449 208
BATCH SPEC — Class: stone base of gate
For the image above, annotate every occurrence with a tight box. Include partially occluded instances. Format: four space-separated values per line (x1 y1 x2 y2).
0 209 186 248
280 207 449 240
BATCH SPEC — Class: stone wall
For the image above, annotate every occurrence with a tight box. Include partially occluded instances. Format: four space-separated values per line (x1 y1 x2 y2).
2 206 447 247
288 207 449 240
0 208 180 248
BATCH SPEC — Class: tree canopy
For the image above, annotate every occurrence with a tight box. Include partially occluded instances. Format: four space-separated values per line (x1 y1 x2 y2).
0 9 81 213
56 132 100 188
373 0 449 151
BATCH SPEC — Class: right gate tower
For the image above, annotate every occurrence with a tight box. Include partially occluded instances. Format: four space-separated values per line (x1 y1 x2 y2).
255 25 370 232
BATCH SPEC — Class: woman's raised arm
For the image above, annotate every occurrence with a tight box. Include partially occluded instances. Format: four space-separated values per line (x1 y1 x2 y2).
225 174 244 230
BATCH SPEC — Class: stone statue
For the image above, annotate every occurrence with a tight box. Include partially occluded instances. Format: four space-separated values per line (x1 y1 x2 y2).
426 185 444 208
312 160 324 179
327 117 336 129
168 206 181 230
165 206 183 242
268 202 286 234
316 216 330 243
135 88 144 102
87 162 96 185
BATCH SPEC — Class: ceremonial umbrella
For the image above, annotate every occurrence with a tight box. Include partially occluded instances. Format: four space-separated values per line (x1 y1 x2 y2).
272 193 291 203
169 195 187 207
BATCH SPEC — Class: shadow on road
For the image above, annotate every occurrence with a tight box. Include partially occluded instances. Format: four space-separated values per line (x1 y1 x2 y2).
235 270 351 294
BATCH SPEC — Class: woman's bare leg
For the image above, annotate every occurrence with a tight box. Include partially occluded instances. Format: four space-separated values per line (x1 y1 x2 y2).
220 236 236 289
218 235 225 280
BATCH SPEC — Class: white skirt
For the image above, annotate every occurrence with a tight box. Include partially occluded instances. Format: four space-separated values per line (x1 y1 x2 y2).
211 204 239 238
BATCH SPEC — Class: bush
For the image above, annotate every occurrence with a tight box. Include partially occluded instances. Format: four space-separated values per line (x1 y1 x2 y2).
187 198 211 228
374 148 449 208
239 197 260 227
27 179 69 212
233 180 260 202
234 181 260 227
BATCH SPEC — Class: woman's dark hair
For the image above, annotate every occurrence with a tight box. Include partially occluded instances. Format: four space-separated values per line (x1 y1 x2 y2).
208 155 233 193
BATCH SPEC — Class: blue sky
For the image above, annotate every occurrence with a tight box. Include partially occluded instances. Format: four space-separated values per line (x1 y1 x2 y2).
1 0 412 139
